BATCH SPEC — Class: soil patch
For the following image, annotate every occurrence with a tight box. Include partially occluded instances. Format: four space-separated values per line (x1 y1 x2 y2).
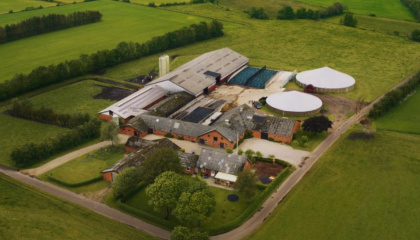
348 132 374 141
360 119 372 125
93 85 134 101
252 161 285 179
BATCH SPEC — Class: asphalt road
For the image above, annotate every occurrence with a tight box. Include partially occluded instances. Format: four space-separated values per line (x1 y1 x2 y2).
0 74 415 240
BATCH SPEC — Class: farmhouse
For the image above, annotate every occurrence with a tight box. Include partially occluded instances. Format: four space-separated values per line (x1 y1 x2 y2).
197 149 251 186
296 67 355 93
119 104 300 149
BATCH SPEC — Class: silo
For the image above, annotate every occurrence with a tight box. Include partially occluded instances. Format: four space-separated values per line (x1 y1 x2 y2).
159 54 170 77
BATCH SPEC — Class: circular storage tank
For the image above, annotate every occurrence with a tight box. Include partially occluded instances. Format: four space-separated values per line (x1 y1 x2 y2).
266 91 322 116
296 67 355 93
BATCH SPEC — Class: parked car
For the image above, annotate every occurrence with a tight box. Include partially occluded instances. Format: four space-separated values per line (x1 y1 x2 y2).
252 101 262 109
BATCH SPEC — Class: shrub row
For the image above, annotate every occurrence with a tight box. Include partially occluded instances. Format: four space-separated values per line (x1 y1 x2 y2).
0 11 102 44
48 175 103 187
8 98 91 128
0 20 224 101
205 166 293 235
11 119 101 167
401 0 420 21
278 2 344 20
368 71 420 119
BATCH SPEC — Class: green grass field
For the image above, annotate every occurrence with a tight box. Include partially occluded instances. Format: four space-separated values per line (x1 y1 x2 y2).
245 127 420 240
0 0 212 81
104 3 420 102
375 90 420 134
29 80 124 116
0 113 64 167
0 0 56 14
0 174 157 240
40 146 125 193
297 0 416 21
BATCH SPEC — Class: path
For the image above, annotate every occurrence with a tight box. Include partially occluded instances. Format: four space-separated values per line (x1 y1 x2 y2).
0 166 170 239
22 134 129 176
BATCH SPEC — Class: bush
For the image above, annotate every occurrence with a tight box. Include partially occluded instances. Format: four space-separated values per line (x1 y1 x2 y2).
277 6 295 19
412 30 420 42
401 0 420 21
341 12 358 27
148 2 156 7
249 7 269 20
225 148 233 153
165 133 174 138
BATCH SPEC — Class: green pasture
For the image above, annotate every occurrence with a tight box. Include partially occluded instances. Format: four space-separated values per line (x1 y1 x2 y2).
131 0 188 5
0 174 157 240
0 0 212 81
296 0 416 21
0 113 64 167
29 80 125 116
105 3 420 102
40 146 124 193
0 0 55 14
375 90 420 134
245 128 420 240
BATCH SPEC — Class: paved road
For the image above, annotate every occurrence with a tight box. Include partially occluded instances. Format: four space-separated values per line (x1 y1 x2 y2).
1 74 416 240
0 166 170 239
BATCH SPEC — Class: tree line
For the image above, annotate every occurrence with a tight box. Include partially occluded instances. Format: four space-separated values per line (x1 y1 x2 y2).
11 118 101 167
0 20 224 102
401 0 420 21
369 71 420 119
0 11 103 44
8 98 91 129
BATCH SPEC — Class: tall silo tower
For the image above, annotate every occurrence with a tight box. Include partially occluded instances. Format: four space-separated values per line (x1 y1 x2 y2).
159 54 170 77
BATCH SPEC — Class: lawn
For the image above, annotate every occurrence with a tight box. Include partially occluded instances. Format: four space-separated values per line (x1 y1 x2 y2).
375 90 420 134
40 146 125 193
245 128 420 240
104 3 420 102
29 80 125 116
0 174 157 240
0 113 64 167
296 0 416 21
0 0 212 81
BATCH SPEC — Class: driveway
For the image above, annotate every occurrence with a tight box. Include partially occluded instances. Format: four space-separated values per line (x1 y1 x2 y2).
239 138 310 166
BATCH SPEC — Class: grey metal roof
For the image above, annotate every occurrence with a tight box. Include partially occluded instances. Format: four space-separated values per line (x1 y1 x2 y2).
146 48 249 96
102 138 180 173
98 85 168 119
197 149 247 175
141 114 213 137
245 114 297 137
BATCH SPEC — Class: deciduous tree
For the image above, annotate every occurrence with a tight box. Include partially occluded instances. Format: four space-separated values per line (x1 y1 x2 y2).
302 116 332 133
112 167 141 201
234 169 258 202
101 121 119 146
139 148 183 184
170 226 209 240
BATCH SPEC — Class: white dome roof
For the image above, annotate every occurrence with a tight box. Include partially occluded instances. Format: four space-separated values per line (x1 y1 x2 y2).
266 91 322 113
296 67 355 90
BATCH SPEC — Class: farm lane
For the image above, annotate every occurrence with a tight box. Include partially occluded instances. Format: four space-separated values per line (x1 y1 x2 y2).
21 134 129 176
0 167 170 239
1 73 416 239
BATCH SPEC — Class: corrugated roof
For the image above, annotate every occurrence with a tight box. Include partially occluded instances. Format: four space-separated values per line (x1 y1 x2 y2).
197 149 247 175
99 85 168 119
146 48 249 96
141 115 213 137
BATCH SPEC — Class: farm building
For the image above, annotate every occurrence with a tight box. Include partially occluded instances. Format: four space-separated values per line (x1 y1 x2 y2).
119 104 300 149
266 91 323 116
228 66 278 89
98 85 168 122
197 149 251 186
101 137 197 182
296 67 355 93
146 48 249 97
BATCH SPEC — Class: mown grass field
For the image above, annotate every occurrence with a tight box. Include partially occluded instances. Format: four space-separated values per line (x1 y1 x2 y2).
104 3 420 102
245 127 420 240
0 174 157 240
0 0 55 14
0 0 214 81
297 0 416 21
29 80 125 116
375 90 420 134
0 113 64 167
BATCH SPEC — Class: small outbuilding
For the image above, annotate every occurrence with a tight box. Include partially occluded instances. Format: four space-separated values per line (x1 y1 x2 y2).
296 67 355 93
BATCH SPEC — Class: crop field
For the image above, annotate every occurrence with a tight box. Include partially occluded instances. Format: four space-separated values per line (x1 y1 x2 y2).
245 127 420 240
296 0 416 21
0 174 157 240
102 3 420 102
0 113 64 167
0 0 213 81
29 80 127 116
375 90 420 134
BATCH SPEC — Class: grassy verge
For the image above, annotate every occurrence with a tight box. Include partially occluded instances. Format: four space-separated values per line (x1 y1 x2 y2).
0 174 157 240
245 126 420 240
